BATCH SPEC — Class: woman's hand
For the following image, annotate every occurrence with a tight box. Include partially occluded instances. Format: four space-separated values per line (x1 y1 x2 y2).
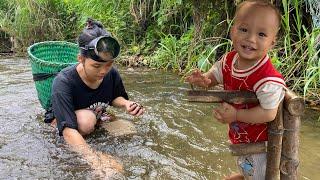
112 97 144 117
125 101 144 116
213 102 237 124
89 151 124 178
185 69 212 88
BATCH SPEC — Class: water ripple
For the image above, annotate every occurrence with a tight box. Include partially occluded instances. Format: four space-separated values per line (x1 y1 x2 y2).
0 58 319 179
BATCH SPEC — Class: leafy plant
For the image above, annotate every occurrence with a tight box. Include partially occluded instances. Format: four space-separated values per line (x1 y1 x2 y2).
0 0 68 51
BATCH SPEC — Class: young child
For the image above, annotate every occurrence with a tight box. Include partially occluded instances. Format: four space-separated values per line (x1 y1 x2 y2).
186 1 286 179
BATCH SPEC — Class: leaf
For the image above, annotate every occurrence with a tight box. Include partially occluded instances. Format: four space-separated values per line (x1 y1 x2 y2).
197 56 210 72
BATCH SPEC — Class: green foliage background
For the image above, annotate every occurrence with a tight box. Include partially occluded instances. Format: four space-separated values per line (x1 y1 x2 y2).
0 0 319 103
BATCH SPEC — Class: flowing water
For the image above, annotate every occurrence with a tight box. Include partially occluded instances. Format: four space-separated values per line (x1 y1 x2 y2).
0 57 319 179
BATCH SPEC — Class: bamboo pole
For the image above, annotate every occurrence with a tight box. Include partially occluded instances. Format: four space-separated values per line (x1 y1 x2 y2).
280 90 304 180
266 101 284 180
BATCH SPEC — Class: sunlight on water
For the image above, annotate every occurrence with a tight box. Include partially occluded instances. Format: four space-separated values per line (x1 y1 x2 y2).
0 58 319 179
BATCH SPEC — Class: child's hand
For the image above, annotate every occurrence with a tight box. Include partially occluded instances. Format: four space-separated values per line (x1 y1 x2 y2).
185 69 211 88
125 101 144 117
213 102 237 124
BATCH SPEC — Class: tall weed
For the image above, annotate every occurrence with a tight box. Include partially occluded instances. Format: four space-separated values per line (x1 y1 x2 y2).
0 0 67 51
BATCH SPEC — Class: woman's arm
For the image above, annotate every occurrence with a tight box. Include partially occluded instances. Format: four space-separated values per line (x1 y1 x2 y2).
111 96 128 108
112 97 144 116
62 127 123 175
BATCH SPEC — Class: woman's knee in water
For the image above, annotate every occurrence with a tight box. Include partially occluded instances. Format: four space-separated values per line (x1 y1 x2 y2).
76 109 97 135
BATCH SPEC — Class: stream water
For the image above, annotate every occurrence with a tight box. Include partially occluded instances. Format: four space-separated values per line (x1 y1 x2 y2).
0 57 319 179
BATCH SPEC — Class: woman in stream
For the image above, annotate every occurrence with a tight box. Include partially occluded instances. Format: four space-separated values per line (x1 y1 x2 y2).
50 18 144 176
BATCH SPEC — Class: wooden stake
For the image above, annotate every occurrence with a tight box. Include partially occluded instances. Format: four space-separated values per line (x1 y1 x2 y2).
280 90 304 180
186 89 304 180
266 101 284 180
229 142 267 156
187 90 258 104
284 89 305 116
280 110 300 180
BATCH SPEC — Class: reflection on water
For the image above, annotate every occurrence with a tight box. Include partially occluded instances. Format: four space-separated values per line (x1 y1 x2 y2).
0 58 319 179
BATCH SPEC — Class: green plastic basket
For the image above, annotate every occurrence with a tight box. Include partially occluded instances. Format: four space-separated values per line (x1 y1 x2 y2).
28 41 79 110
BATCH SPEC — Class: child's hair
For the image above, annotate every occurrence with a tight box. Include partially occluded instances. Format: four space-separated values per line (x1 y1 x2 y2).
235 0 281 28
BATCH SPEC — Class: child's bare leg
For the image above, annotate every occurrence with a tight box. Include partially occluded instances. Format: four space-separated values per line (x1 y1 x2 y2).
224 173 244 180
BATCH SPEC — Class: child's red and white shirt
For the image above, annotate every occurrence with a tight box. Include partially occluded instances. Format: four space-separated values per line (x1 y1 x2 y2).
210 50 286 144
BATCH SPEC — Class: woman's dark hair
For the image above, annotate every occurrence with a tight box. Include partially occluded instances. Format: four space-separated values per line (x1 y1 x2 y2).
77 18 111 48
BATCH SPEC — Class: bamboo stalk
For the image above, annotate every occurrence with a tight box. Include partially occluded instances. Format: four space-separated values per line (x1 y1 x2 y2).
266 101 284 180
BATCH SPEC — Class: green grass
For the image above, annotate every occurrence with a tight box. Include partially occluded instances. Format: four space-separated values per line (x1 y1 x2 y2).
0 0 319 107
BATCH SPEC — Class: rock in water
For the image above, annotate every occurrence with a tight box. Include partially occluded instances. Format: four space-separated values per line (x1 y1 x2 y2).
101 119 137 137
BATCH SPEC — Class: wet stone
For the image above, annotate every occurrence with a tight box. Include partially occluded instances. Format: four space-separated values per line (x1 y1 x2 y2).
101 119 137 137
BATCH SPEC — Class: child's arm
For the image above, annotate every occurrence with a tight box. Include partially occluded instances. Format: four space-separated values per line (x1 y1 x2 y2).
213 84 285 124
213 103 278 124
237 105 278 123
185 69 218 88
185 60 222 88
205 65 220 87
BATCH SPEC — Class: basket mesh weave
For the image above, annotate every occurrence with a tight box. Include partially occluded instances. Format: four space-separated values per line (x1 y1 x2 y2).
28 41 78 110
